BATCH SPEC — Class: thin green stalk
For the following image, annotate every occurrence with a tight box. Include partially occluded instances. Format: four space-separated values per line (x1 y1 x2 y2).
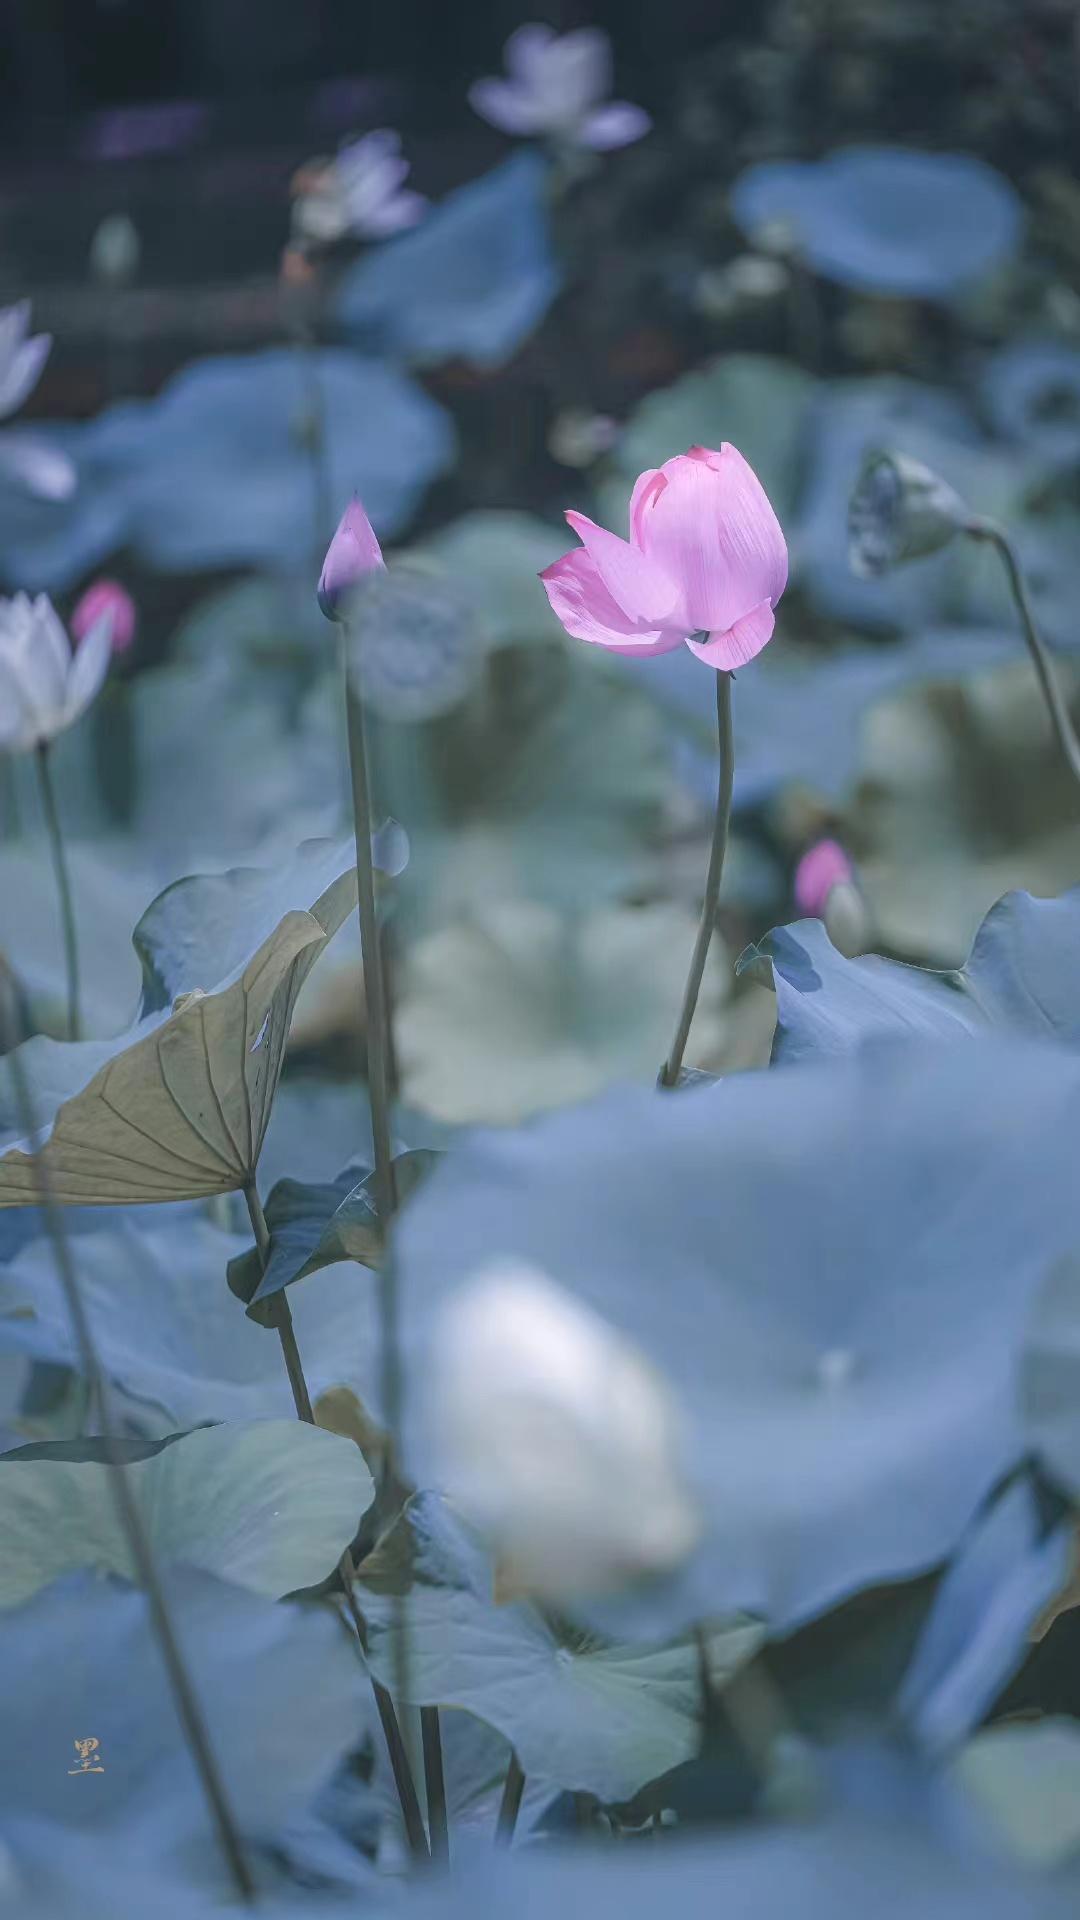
495 1753 525 1846
1 970 256 1903
34 743 80 1039
967 517 1080 791
240 1179 428 1863
660 669 734 1087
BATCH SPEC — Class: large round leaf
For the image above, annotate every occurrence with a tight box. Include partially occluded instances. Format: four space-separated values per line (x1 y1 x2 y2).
394 1041 1080 1636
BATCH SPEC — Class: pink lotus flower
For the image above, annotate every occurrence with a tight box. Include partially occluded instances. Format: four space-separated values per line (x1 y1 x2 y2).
470 25 650 152
541 444 787 669
317 495 385 621
71 578 136 655
794 839 854 920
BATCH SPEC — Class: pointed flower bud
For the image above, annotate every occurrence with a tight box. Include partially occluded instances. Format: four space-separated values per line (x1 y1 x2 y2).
71 578 136 655
316 496 385 622
432 1258 701 1604
794 838 870 957
848 449 973 579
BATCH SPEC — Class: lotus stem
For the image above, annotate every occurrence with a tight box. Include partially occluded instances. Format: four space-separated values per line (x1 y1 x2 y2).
421 1704 449 1865
966 518 1080 793
35 743 80 1040
240 1177 428 1863
660 669 734 1087
495 1753 526 1846
1 970 256 1903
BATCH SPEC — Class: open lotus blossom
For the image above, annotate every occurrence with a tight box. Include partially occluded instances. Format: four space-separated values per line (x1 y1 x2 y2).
541 444 788 669
71 578 137 655
432 1259 701 1603
469 24 650 152
291 131 427 247
0 302 75 503
0 592 111 753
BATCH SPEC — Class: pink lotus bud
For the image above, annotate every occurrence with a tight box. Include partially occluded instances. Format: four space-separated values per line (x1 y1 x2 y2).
794 838 854 920
540 444 787 670
71 578 136 655
317 495 385 622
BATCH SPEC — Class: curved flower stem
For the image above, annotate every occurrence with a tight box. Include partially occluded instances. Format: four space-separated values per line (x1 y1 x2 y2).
0 973 256 1903
660 669 734 1088
35 743 80 1039
240 1179 428 1864
966 518 1080 791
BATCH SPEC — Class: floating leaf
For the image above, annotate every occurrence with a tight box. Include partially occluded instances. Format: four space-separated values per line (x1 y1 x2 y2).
0 838 360 1206
0 1419 372 1606
394 1042 1080 1637
336 153 560 370
745 887 1080 1068
362 1494 763 1804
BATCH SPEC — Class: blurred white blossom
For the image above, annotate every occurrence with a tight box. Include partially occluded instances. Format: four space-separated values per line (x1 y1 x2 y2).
0 303 75 502
432 1259 701 1603
0 593 111 753
89 213 140 287
291 131 427 247
469 25 650 152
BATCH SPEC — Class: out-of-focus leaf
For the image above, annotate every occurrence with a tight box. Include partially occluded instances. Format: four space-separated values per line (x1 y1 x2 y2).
337 153 560 370
730 148 1023 298
0 839 358 1205
951 1720 1080 1870
746 887 1080 1067
0 1567 369 1885
897 1476 1072 1757
395 900 728 1124
408 511 568 650
0 1215 382 1431
394 1042 1080 1637
0 1419 372 1605
1021 1253 1080 1502
362 1494 763 1804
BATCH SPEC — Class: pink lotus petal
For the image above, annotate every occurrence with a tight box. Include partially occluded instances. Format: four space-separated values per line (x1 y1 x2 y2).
71 579 136 655
363 190 428 236
640 444 788 635
540 548 684 657
628 467 665 545
318 495 385 620
0 433 76 501
505 23 558 80
580 101 652 151
564 509 680 626
794 839 855 920
685 598 776 669
468 77 545 135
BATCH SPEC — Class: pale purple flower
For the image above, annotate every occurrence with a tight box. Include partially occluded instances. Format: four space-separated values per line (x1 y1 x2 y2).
794 839 854 919
0 592 110 753
469 25 650 152
0 302 75 503
317 495 385 621
541 444 787 671
292 131 427 247
71 579 137 656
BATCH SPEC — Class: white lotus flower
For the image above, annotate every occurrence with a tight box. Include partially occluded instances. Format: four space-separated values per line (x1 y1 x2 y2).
292 130 427 247
469 25 650 151
0 593 110 753
432 1259 700 1603
0 303 75 502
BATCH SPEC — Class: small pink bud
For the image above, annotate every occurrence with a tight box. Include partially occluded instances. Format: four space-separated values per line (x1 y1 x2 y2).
317 495 385 622
794 839 855 921
71 578 136 655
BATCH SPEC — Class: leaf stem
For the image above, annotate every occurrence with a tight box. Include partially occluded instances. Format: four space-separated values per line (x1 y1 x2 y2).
240 1177 428 1862
495 1753 525 1846
965 518 1080 792
1 969 256 1903
660 669 733 1087
35 742 80 1040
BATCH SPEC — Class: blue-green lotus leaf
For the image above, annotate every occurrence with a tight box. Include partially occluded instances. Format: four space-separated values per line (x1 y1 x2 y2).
337 153 560 370
0 1567 368 1892
747 887 1080 1068
394 1041 1080 1638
